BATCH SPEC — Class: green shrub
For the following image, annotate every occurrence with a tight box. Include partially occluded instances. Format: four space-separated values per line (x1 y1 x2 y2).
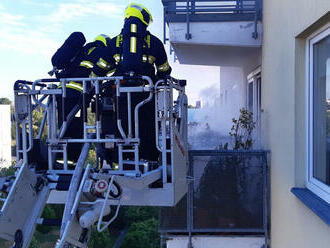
29 236 40 248
36 205 57 234
229 108 256 150
121 218 159 248
125 207 158 223
88 228 114 248
0 164 15 177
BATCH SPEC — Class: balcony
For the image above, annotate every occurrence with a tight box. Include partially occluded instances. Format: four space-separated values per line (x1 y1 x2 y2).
159 150 270 247
162 0 263 47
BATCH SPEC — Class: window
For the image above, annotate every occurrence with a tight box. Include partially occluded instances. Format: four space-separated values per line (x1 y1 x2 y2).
247 67 262 148
248 82 253 112
257 77 261 111
307 26 330 204
247 67 261 118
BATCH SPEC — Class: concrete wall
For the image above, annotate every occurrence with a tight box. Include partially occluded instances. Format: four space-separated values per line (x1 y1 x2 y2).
0 105 11 167
166 236 264 248
261 0 330 247
173 44 261 68
169 22 262 47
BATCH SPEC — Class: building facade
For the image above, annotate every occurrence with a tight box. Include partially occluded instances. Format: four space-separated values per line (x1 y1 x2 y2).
262 0 330 247
162 0 330 247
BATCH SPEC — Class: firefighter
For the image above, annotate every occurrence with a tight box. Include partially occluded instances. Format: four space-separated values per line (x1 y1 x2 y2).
91 3 172 162
91 3 172 79
53 33 114 162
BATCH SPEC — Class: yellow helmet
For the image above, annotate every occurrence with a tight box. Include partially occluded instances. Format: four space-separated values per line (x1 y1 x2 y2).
94 34 111 46
124 3 153 26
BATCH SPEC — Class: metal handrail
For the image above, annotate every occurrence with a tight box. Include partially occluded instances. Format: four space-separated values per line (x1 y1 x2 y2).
163 0 260 13
162 0 262 42
97 175 121 233
15 75 187 180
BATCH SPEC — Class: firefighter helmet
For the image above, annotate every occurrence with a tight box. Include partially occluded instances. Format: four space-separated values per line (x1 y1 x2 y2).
94 34 111 47
124 3 153 26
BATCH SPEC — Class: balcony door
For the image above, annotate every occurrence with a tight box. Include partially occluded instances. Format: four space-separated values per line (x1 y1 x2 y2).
247 66 262 148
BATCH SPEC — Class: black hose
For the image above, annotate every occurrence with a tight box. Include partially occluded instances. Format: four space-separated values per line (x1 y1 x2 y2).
109 180 122 199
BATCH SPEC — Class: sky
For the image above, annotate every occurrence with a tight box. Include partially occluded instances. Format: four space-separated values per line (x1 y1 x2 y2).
0 0 219 104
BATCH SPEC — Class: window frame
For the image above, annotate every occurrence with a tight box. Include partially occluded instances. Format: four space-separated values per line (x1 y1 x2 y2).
306 25 330 204
247 67 262 148
247 66 262 120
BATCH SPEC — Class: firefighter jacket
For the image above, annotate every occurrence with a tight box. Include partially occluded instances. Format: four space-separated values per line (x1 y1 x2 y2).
59 39 114 93
91 27 172 81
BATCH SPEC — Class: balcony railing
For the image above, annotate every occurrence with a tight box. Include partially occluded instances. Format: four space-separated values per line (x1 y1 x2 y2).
162 0 263 41
159 149 270 247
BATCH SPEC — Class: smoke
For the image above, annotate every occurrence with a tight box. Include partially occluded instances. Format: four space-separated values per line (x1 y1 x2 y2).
199 84 220 108
188 84 243 150
181 65 251 150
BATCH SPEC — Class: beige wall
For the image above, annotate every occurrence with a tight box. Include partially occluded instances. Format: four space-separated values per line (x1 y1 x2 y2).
262 0 330 247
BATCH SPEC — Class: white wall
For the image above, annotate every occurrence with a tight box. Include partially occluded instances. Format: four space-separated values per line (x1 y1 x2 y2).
262 0 330 247
173 44 261 68
166 236 264 248
169 22 262 47
170 43 261 142
0 105 11 167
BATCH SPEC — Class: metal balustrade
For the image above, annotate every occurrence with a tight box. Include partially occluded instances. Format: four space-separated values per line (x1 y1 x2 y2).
159 149 270 247
162 0 263 41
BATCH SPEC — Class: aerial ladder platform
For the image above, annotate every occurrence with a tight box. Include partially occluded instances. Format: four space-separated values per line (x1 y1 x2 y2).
0 75 188 247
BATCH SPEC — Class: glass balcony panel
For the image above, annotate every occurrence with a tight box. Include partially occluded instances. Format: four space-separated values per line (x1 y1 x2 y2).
159 151 268 233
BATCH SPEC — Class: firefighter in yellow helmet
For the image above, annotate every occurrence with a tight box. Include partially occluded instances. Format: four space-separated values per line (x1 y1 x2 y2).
91 3 172 163
124 2 153 26
91 3 171 80
52 33 113 162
